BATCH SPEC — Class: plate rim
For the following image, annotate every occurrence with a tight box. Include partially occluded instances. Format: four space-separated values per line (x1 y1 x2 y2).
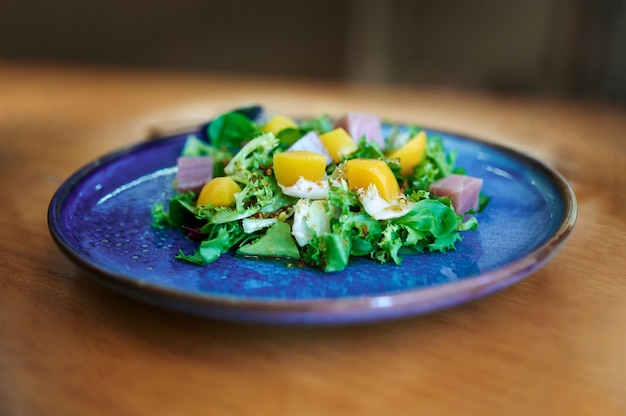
47 123 578 324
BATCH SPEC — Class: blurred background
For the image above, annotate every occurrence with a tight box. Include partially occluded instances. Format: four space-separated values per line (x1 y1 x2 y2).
0 0 625 101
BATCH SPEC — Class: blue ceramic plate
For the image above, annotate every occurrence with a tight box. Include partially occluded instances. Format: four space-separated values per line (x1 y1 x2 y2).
48 111 577 325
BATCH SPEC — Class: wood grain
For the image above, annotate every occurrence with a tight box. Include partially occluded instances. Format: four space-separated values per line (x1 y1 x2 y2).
1 61 625 416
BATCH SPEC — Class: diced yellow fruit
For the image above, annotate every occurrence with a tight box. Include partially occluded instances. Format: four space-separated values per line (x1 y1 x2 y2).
196 177 241 208
318 128 358 163
386 130 427 175
273 151 327 187
262 115 298 134
345 159 400 202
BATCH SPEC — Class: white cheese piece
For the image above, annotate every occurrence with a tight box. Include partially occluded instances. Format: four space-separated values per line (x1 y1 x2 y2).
357 184 416 220
291 199 331 246
242 217 278 234
279 177 329 199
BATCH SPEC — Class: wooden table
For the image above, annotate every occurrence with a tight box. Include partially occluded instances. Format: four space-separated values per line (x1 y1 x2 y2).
1 61 625 416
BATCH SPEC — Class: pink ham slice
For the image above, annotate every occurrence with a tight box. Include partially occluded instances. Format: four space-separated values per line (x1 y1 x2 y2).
429 174 483 215
334 112 384 149
287 131 332 166
176 156 213 193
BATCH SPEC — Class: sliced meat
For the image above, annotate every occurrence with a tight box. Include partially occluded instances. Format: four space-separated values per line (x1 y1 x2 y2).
334 112 384 149
176 156 214 193
429 174 483 215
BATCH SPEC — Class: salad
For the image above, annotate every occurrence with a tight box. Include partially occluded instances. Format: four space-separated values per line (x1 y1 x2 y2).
152 107 487 272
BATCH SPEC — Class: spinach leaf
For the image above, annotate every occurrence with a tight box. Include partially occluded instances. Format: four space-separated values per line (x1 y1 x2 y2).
150 192 196 229
276 127 302 148
168 192 197 228
208 111 258 149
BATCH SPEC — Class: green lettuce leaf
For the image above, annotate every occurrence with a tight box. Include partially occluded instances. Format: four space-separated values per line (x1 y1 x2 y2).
151 192 196 229
223 133 279 184
176 221 245 265
167 192 197 228
299 114 334 135
276 127 302 148
347 136 385 160
151 203 170 230
237 222 300 259
392 199 461 253
208 111 259 150
374 224 403 264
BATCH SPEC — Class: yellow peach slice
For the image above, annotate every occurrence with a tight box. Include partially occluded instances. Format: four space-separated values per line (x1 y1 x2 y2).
273 151 327 187
386 130 427 175
196 177 241 208
262 115 298 135
345 159 400 202
318 128 358 163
